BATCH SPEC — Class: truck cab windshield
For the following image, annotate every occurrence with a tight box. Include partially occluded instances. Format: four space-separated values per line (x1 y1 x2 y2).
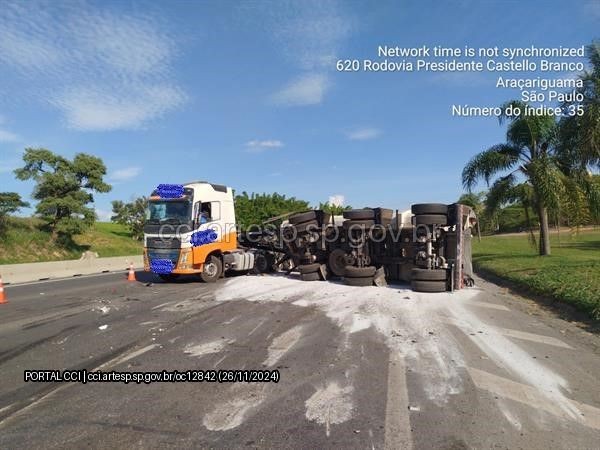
146 200 191 224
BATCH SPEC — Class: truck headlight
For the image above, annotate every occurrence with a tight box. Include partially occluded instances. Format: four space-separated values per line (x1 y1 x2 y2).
178 248 192 269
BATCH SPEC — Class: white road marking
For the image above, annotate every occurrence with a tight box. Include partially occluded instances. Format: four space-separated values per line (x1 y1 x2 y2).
384 352 413 450
468 367 600 430
222 315 240 325
213 354 227 368
468 301 510 311
498 327 573 349
97 344 159 369
152 302 173 310
0 404 15 415
247 318 267 336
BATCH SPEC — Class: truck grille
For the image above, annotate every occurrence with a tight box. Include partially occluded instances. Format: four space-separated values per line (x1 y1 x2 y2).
148 249 180 264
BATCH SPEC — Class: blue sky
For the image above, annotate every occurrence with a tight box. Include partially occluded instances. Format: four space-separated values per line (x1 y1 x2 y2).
0 0 598 220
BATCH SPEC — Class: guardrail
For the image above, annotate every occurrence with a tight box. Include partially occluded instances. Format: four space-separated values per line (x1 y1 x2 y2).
0 254 143 284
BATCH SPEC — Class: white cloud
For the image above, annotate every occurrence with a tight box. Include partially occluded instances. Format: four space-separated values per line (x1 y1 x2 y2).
245 140 284 153
53 85 186 131
95 208 113 222
0 128 19 142
109 167 141 182
0 2 186 131
346 127 381 141
254 0 353 105
271 74 330 106
329 194 345 207
271 0 353 70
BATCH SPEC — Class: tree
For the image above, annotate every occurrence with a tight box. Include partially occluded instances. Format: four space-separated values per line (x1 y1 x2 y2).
317 201 352 215
462 101 562 255
556 40 600 223
111 196 147 240
0 192 29 232
234 192 310 229
558 40 600 171
14 148 111 239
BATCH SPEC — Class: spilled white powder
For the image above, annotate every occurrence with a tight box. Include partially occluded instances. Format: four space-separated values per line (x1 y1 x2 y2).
263 325 303 367
184 339 232 358
213 274 586 431
203 384 265 431
305 381 354 436
217 275 472 404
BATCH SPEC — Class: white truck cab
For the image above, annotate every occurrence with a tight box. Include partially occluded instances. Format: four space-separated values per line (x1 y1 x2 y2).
143 181 254 281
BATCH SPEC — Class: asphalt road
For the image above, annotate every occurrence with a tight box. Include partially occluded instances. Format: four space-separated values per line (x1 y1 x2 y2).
1 270 599 449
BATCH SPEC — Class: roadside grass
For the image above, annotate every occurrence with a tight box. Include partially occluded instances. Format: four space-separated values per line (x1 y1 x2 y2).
473 229 600 320
0 218 141 264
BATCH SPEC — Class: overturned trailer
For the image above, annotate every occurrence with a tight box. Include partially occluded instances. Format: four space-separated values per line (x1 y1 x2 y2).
241 203 477 292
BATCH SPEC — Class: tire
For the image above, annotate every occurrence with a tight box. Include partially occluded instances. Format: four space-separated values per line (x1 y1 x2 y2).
159 274 179 282
298 263 320 274
254 253 269 273
411 203 448 215
328 248 348 277
294 220 319 234
289 211 317 224
411 279 447 293
343 219 375 229
411 268 447 281
200 255 222 283
344 266 376 278
343 209 374 220
301 272 321 281
414 214 447 226
345 276 374 287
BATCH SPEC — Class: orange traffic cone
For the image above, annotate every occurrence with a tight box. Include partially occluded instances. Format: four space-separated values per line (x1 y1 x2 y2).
0 274 7 304
127 263 136 282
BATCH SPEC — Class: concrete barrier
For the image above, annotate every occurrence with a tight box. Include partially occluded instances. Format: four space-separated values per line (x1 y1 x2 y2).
0 253 143 284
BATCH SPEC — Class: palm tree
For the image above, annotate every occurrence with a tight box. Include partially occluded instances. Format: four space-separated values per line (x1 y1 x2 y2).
557 40 600 222
558 40 600 170
462 101 562 255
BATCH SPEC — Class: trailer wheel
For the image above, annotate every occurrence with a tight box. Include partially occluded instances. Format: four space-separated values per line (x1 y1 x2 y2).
343 209 374 220
294 220 319 234
289 211 317 224
301 272 321 282
200 255 222 283
411 279 447 292
159 274 179 282
414 214 447 226
328 248 348 277
253 253 269 274
411 203 448 215
411 268 447 281
345 276 374 287
344 266 376 278
343 219 375 229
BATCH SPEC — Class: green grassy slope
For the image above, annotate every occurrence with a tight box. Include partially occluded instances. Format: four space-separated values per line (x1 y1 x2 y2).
472 230 600 319
0 218 141 264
